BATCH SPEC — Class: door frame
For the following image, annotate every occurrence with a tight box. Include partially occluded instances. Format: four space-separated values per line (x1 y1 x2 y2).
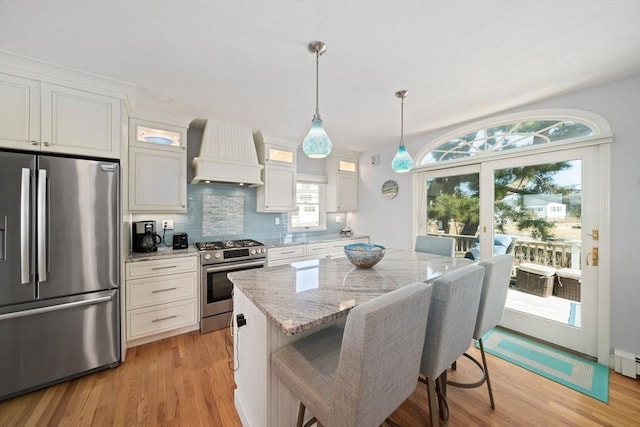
412 141 611 364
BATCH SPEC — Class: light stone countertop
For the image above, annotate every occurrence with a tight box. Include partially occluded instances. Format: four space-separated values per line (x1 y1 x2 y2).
126 245 199 262
229 248 474 335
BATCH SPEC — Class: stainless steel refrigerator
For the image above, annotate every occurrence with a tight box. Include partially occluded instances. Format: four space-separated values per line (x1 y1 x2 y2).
0 151 120 400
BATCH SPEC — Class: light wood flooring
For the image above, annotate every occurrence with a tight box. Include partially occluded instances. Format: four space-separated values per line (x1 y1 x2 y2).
1 328 638 426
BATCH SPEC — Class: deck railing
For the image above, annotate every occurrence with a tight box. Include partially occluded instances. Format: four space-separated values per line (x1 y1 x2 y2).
428 233 581 269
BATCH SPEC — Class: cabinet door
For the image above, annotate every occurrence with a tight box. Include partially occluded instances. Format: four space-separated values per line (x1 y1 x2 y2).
336 171 358 212
261 164 296 212
0 73 40 150
129 147 187 212
41 83 121 158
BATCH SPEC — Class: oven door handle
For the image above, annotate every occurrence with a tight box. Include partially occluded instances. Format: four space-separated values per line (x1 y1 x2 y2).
205 260 265 273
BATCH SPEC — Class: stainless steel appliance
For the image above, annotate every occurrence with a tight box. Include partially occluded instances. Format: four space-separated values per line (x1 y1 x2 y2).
195 239 266 333
0 151 120 401
132 220 161 253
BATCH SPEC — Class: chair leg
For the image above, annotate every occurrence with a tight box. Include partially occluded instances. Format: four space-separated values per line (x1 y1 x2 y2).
296 402 305 427
426 378 440 427
479 338 496 409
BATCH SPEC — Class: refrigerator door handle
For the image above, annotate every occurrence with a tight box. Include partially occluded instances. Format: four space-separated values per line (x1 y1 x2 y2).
37 169 48 283
0 295 113 321
20 168 31 284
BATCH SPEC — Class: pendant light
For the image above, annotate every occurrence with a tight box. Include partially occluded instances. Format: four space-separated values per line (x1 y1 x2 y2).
391 90 415 173
302 40 332 159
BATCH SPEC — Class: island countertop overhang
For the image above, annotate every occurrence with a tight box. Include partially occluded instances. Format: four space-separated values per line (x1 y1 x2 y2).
228 249 473 335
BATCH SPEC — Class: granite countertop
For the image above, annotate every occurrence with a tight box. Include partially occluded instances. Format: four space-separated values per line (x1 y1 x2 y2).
126 245 199 262
229 249 473 335
261 234 369 248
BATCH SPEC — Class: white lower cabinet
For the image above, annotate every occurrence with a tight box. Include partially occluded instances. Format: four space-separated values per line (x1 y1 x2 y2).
125 256 198 346
267 244 306 267
267 237 370 266
306 237 370 260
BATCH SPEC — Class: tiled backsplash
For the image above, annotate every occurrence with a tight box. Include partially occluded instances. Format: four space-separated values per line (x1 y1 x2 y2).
131 184 346 246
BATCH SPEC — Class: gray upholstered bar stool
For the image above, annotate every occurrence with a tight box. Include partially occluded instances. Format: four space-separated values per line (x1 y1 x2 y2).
271 282 433 427
418 264 485 427
415 235 456 257
448 254 514 409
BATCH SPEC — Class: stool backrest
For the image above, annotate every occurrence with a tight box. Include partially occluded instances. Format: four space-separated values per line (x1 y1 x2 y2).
475 254 514 339
415 235 456 257
420 264 485 379
332 282 433 427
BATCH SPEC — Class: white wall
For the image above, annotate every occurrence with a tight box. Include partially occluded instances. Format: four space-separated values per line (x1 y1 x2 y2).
353 75 640 356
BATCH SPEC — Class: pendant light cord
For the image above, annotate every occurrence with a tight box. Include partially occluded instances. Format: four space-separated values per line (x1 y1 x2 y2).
314 51 320 119
400 95 405 147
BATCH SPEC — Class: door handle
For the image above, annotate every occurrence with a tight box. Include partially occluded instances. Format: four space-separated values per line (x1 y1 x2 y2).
20 168 31 284
0 295 113 321
586 247 599 266
37 169 48 282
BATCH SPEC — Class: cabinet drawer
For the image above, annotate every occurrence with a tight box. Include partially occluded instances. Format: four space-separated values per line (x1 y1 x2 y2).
127 299 197 340
127 272 197 310
306 243 328 256
268 245 306 261
126 256 197 279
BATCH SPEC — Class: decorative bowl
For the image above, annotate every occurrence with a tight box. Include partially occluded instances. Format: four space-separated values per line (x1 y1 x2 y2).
343 243 386 268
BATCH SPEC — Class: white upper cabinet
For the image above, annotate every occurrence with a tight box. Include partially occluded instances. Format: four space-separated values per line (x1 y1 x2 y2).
326 150 359 212
254 132 298 212
127 116 191 213
40 83 121 158
0 66 125 159
0 73 40 150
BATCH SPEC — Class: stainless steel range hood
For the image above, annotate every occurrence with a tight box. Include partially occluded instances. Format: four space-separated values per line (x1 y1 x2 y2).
191 119 263 185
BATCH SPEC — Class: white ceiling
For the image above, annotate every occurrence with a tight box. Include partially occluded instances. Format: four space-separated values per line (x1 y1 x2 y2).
1 0 639 152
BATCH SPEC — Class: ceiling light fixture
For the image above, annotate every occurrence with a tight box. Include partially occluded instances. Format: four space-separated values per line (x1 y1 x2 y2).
302 40 332 159
391 90 415 173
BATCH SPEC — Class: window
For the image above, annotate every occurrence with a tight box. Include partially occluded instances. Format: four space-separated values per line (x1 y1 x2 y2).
416 110 609 167
288 181 327 232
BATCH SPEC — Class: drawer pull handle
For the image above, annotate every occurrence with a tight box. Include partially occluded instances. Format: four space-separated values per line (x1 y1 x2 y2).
151 265 178 270
281 251 295 255
151 287 178 294
152 314 178 322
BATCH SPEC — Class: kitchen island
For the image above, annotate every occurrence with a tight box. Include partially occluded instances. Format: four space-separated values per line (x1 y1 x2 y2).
228 249 473 427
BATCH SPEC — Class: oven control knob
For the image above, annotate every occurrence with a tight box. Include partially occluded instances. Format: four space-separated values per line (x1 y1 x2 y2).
214 253 222 259
250 249 256 255
204 253 212 260
262 248 267 253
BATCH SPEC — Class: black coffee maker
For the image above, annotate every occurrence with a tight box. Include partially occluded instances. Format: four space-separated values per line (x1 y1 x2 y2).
132 221 162 253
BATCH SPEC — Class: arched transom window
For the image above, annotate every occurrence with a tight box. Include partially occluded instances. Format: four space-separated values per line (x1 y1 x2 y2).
418 110 609 166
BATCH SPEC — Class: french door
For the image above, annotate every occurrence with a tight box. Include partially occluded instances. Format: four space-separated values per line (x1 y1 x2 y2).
420 145 607 359
487 147 601 357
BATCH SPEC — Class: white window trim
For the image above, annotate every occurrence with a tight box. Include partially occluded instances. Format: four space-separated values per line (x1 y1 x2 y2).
288 174 328 233
413 109 612 172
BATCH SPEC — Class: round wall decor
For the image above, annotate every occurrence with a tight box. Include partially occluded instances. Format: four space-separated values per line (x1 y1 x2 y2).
381 179 399 199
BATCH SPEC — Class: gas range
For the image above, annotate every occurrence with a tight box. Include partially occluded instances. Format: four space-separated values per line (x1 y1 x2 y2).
195 239 267 265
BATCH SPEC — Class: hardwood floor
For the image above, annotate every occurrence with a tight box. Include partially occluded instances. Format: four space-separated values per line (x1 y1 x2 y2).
1 329 638 426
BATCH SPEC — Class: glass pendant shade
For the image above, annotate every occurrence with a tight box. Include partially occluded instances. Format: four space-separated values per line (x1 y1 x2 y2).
303 118 332 158
391 143 415 173
392 89 414 173
303 41 332 159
